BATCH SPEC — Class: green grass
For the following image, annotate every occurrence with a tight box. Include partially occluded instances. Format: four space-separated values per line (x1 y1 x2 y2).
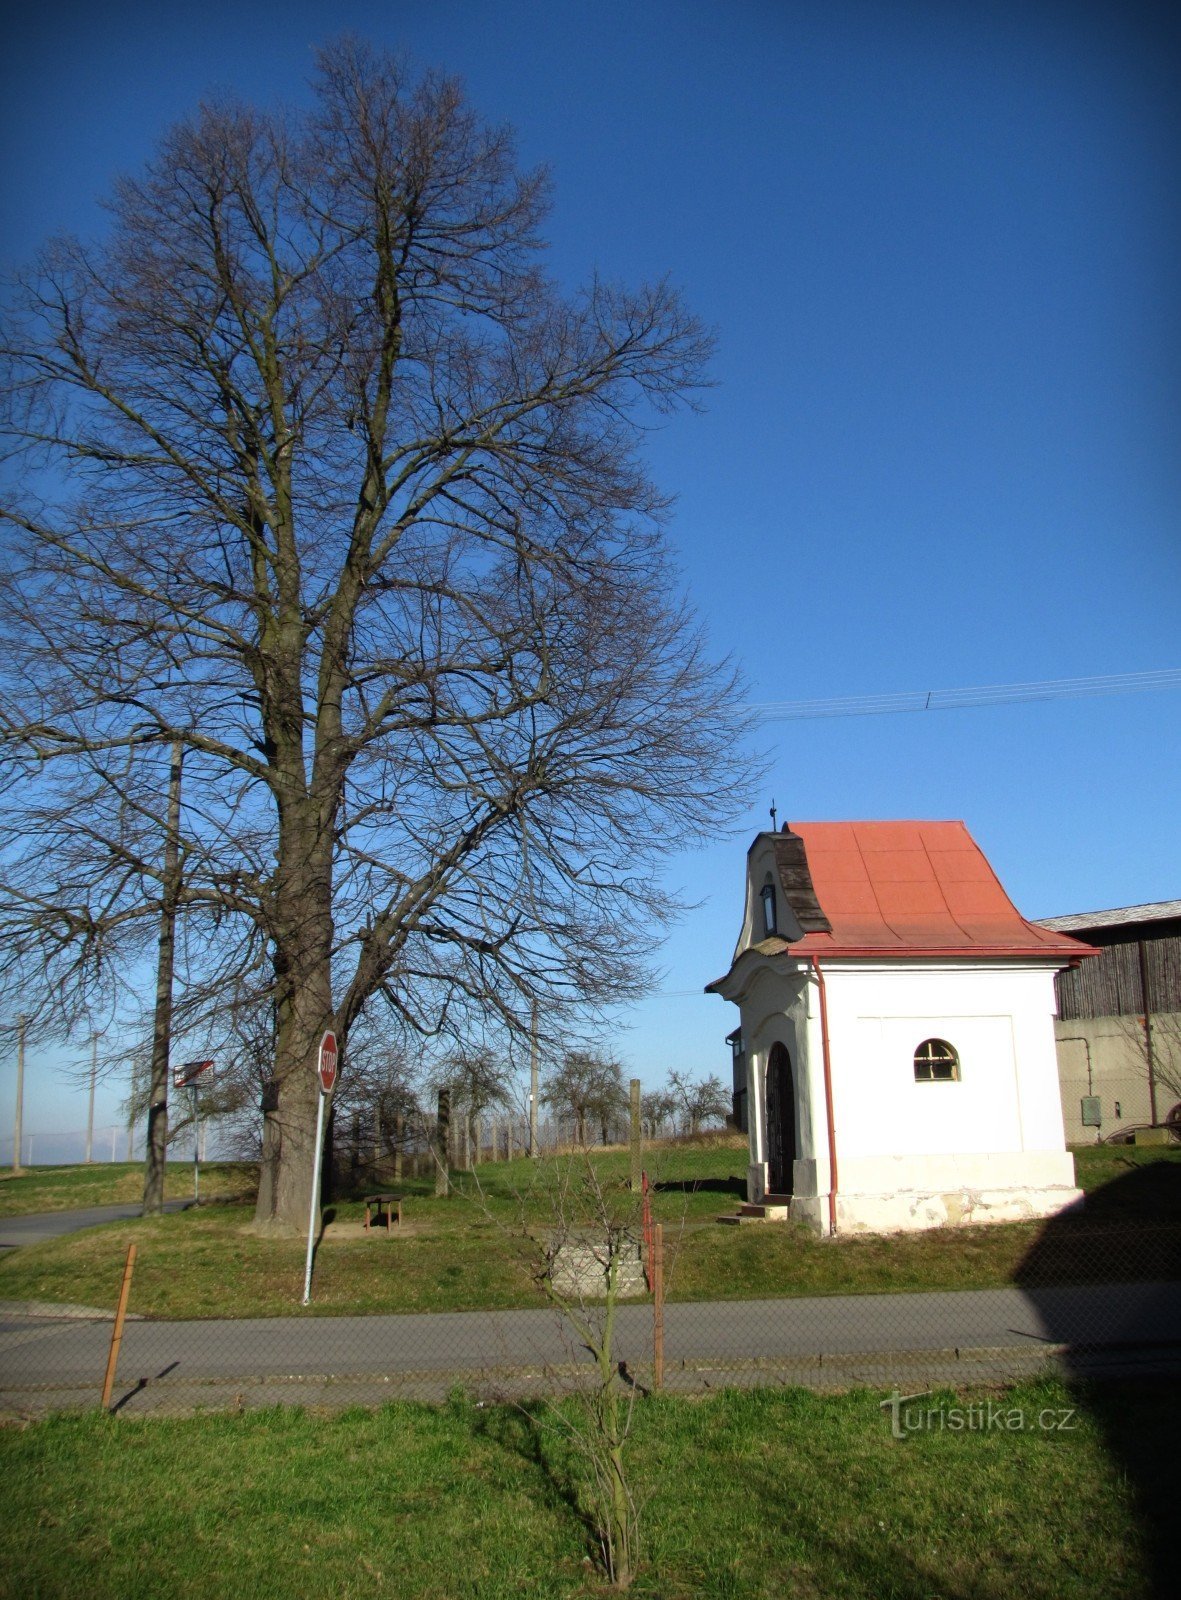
1 1142 1177 1319
1070 1140 1181 1197
0 1161 256 1217
1 1376 1171 1598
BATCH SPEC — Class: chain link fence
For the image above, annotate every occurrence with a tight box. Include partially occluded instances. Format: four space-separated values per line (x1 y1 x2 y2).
2 1133 1179 1419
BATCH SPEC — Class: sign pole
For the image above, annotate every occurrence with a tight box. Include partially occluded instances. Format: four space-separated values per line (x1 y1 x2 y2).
189 1084 200 1201
302 1029 338 1308
301 1088 327 1307
171 1061 213 1203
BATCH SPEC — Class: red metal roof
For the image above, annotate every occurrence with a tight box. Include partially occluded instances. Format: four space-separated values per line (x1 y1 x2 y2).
783 821 1094 960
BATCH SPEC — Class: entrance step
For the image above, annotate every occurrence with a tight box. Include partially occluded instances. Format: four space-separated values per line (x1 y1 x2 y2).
716 1198 792 1225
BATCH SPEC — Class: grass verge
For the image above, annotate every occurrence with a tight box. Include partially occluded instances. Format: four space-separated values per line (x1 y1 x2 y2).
0 1144 1177 1320
0 1162 256 1217
1 1376 1170 1599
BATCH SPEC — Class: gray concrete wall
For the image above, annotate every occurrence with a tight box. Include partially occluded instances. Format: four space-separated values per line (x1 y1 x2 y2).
1055 1012 1181 1142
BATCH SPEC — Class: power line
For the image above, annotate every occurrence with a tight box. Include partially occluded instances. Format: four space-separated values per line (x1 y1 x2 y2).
750 668 1181 723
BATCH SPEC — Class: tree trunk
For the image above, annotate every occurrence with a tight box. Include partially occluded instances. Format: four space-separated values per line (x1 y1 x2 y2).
251 786 337 1234
251 933 335 1234
254 1047 331 1235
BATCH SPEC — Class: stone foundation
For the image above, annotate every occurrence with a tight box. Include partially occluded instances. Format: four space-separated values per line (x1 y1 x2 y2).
789 1184 1082 1235
749 1150 1083 1235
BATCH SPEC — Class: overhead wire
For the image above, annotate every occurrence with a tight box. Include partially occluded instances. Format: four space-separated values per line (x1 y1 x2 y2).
749 668 1181 722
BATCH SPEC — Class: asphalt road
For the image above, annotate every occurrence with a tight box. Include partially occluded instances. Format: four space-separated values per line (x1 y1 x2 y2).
0 1200 190 1251
2 1280 1179 1406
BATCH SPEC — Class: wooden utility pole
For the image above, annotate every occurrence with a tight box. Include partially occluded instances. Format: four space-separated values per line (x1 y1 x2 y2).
144 739 183 1214
12 1014 26 1175
434 1088 451 1196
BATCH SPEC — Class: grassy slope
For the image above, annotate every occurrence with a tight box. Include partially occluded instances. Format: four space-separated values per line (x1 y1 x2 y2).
1 1377 1169 1600
0 1143 1177 1319
0 1162 256 1217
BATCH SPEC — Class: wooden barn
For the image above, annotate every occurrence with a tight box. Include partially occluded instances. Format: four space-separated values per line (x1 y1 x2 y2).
1034 901 1181 1142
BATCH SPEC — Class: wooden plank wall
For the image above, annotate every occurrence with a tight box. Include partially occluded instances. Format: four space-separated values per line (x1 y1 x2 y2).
1055 932 1181 1020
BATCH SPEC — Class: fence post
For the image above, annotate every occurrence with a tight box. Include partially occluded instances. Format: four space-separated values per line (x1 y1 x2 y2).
641 1170 653 1289
101 1243 137 1411
653 1222 664 1391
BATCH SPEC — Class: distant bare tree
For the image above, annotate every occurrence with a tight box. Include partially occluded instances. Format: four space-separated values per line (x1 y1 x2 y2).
640 1087 677 1140
434 1045 515 1165
1114 1013 1181 1126
666 1070 729 1136
543 1051 627 1145
0 41 752 1234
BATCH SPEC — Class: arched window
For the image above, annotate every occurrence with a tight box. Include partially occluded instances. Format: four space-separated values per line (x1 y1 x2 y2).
760 875 778 936
914 1038 959 1082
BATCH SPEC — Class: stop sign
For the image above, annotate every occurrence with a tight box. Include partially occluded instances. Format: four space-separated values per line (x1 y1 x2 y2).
317 1029 338 1093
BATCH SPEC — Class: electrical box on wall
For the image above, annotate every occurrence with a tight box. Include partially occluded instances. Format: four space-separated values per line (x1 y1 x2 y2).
1080 1096 1102 1128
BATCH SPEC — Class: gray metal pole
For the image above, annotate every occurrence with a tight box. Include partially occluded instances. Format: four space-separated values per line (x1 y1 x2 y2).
86 1033 98 1164
190 1084 200 1201
125 1054 137 1161
12 1014 26 1175
302 1089 328 1306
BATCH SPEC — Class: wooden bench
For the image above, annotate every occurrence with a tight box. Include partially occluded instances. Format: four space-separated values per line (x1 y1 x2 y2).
363 1194 404 1234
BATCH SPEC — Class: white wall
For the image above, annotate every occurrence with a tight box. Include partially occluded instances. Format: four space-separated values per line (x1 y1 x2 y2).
823 964 1071 1159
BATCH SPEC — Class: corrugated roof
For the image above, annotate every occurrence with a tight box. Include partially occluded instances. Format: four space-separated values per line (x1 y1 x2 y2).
1035 900 1181 932
779 821 1094 960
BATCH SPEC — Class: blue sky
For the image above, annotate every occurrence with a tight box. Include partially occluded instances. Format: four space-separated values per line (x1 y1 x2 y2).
2 0 1178 1152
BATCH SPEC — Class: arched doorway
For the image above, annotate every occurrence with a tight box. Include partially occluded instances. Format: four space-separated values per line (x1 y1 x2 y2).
765 1043 796 1196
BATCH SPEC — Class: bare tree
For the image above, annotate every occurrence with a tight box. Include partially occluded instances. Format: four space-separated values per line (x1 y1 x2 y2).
0 41 752 1234
475 1148 649 1586
1113 1013 1181 1128
640 1087 677 1140
543 1050 628 1145
434 1045 515 1166
666 1070 729 1136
